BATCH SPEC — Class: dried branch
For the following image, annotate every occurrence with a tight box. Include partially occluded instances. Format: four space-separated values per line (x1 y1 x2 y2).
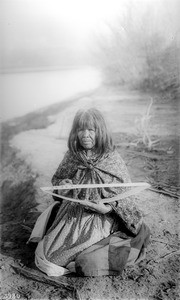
134 98 159 150
21 224 32 232
151 238 179 248
158 250 180 261
149 187 179 199
11 264 81 300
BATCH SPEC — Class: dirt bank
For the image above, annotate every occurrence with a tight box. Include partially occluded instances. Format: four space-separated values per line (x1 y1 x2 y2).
1 86 179 300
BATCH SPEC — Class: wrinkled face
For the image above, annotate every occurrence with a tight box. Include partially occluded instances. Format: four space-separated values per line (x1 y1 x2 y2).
77 127 96 150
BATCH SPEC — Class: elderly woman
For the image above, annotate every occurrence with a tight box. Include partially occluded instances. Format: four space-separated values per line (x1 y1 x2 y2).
30 108 150 277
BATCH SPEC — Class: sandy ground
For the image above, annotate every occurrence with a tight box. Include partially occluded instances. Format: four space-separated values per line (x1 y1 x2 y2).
1 86 179 300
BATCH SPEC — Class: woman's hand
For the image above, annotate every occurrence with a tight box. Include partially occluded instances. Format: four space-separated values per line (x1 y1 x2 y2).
81 200 113 214
58 179 72 196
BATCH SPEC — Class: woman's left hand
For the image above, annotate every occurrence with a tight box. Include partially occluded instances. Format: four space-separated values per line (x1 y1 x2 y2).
81 200 113 214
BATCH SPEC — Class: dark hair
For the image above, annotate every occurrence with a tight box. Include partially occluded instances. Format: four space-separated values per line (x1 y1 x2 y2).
68 108 114 156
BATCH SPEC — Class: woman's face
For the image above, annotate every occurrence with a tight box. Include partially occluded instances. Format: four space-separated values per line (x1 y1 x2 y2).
77 127 96 150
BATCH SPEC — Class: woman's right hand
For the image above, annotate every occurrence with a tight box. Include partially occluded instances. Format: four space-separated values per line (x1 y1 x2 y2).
58 179 72 196
82 200 113 214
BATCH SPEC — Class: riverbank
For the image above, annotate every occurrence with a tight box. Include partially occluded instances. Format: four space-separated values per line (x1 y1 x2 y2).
1 86 179 300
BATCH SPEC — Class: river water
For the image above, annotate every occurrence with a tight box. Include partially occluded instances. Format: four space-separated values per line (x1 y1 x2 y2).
0 67 102 121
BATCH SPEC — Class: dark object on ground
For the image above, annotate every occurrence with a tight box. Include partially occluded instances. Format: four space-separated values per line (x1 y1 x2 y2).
11 263 81 300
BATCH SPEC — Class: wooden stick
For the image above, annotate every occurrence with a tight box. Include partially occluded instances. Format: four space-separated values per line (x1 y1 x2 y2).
11 264 81 300
161 187 180 197
116 147 173 160
21 224 32 232
43 185 148 204
158 250 180 261
151 239 179 248
41 182 150 191
149 187 179 199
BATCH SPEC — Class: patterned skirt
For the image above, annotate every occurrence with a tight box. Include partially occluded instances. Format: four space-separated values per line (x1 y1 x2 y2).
31 201 150 276
42 201 119 267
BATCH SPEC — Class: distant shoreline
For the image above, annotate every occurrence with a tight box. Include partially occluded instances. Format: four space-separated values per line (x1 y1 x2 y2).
0 65 96 74
1 88 98 124
1 67 101 122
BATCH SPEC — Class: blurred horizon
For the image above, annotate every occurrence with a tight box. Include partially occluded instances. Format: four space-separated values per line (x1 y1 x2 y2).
0 0 179 73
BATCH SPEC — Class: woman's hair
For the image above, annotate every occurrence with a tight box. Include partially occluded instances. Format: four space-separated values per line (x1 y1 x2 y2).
68 108 114 156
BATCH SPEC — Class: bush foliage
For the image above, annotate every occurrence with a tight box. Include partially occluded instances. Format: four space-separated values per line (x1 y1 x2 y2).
140 41 179 99
95 4 179 100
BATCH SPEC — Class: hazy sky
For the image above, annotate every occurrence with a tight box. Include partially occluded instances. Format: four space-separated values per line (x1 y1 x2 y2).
0 0 179 69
